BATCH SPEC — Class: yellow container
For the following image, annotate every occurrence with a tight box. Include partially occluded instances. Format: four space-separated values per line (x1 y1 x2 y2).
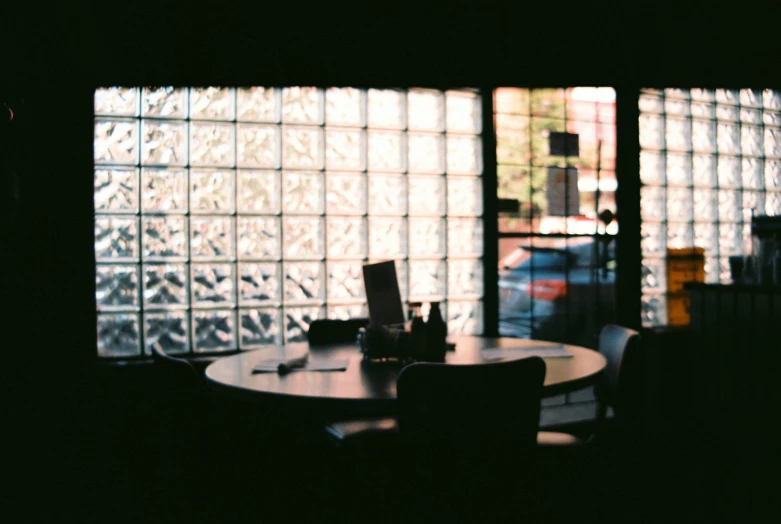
665 247 705 326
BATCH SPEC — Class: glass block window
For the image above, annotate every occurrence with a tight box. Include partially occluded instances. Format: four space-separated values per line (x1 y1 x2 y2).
639 88 781 327
94 87 484 357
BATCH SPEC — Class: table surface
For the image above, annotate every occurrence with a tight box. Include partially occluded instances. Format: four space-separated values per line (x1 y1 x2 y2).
205 335 606 409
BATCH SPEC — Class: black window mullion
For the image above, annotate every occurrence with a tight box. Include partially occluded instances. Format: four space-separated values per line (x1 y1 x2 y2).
481 86 499 337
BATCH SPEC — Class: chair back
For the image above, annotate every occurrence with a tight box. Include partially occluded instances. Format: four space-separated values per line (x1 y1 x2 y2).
149 342 202 394
307 318 369 346
595 324 642 423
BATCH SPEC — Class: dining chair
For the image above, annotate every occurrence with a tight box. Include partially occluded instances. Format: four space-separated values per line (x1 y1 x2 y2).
325 357 548 522
307 317 369 346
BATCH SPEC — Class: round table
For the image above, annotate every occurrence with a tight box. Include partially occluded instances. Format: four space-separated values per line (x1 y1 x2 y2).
205 335 606 414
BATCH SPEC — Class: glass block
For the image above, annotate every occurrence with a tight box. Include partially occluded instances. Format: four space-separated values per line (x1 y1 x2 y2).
664 88 689 100
764 89 781 110
640 186 666 221
703 256 719 283
368 131 403 171
641 257 666 292
408 133 444 174
408 176 445 216
664 98 690 116
766 160 781 191
742 190 765 215
326 87 361 126
327 261 365 300
328 304 367 321
741 158 764 190
641 222 666 257
409 260 446 300
718 223 742 257
407 90 443 131
717 123 740 154
95 216 138 261
239 263 281 304
494 88 529 115
638 94 663 113
665 117 692 152
409 218 446 258
765 128 781 158
97 313 140 357
446 90 481 134
282 87 321 124
368 174 406 215
144 311 188 354
447 218 483 257
447 176 482 216
719 257 733 284
598 101 616 124
142 87 187 118
326 217 366 258
447 135 482 175
190 123 235 167
530 89 565 119
237 170 280 214
190 87 234 121
282 126 323 169
192 264 234 305
94 119 139 165
240 308 282 348
326 173 366 215
692 120 716 154
715 89 739 106
692 155 717 187
447 259 483 298
667 222 693 250
143 264 188 307
447 301 482 336
284 262 324 302
96 264 138 309
140 120 187 166
693 188 718 221
766 193 781 215
530 117 566 166
639 151 665 185
717 156 741 188
741 126 763 157
95 87 139 116
190 169 234 213
237 124 279 168
367 89 403 129
190 217 234 259
740 107 763 124
641 294 666 328
238 217 280 260
665 153 692 187
282 217 324 259
691 102 715 120
237 87 278 122
282 172 323 214
740 89 762 107
325 129 363 171
193 310 236 353
690 89 714 102
694 223 719 257
639 114 665 150
764 112 781 127
94 167 138 212
368 218 407 258
142 216 187 259
716 104 739 122
141 168 187 212
666 188 693 222
496 123 530 165
718 190 741 223
284 307 323 344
